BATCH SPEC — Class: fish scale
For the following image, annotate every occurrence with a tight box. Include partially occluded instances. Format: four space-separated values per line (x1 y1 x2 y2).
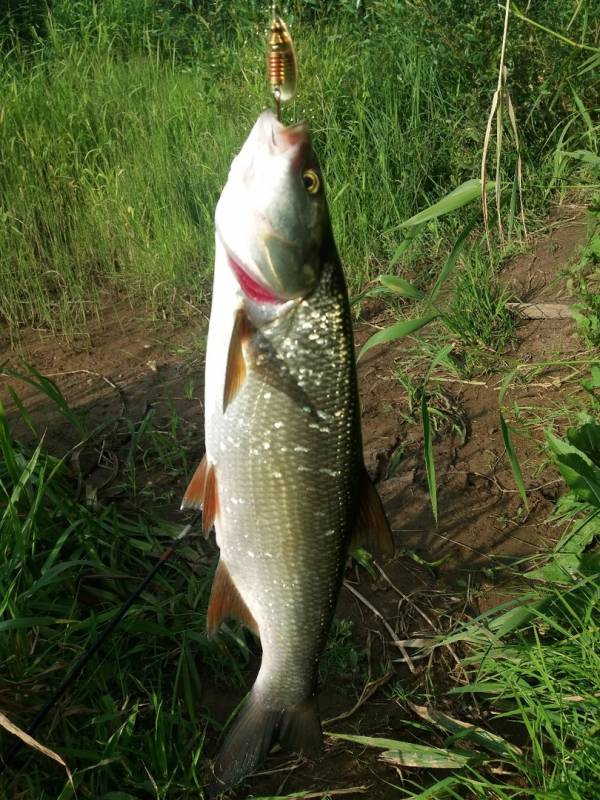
214 255 360 704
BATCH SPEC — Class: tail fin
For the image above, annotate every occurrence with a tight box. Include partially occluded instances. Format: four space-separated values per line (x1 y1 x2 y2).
208 691 321 795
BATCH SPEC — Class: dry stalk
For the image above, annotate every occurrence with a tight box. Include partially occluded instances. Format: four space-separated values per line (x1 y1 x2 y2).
323 670 395 727
481 1 526 246
343 581 417 673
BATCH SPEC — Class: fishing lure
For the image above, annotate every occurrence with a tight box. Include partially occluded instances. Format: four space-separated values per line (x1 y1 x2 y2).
267 5 297 119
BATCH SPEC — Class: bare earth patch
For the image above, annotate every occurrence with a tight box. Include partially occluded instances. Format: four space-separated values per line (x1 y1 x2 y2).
0 206 593 798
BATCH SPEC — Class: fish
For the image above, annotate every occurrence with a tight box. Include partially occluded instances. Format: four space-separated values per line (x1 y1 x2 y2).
181 110 393 791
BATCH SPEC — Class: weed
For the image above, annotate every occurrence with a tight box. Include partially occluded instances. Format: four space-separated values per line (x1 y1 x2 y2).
570 209 600 346
319 618 368 692
445 248 515 357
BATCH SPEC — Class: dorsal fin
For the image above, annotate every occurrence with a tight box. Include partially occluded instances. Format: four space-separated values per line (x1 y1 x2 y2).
223 307 253 412
202 462 219 537
180 455 208 511
207 560 259 637
349 466 394 557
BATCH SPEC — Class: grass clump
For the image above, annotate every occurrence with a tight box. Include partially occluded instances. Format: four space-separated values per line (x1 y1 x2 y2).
0 385 250 797
571 207 600 347
0 1 597 332
445 248 515 356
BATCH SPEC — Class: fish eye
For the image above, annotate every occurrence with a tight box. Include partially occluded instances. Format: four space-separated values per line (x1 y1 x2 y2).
302 168 320 195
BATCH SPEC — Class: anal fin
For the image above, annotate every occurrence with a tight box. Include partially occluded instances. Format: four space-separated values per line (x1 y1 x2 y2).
349 466 394 557
207 560 258 637
223 307 253 412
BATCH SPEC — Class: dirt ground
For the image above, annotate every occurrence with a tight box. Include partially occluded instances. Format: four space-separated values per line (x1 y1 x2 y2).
0 204 593 798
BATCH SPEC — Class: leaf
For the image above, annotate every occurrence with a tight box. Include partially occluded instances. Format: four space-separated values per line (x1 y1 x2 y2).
500 411 528 509
488 601 540 637
409 704 522 759
0 616 56 633
554 453 600 507
358 313 438 360
448 682 507 695
7 386 37 436
558 149 600 167
389 222 426 266
526 508 600 583
511 3 599 52
0 710 73 785
584 364 600 390
546 431 600 506
1 362 86 437
350 286 390 307
327 731 475 768
422 394 437 523
252 789 368 800
429 216 478 303
498 369 528 509
398 179 494 228
395 777 465 800
567 419 600 465
379 275 424 300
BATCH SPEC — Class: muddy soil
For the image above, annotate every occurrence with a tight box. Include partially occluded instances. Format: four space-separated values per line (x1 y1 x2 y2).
0 205 592 798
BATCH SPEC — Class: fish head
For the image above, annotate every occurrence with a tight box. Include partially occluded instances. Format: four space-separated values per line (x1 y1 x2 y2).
216 110 327 304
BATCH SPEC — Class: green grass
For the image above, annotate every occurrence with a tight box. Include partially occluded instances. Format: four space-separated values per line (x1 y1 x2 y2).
0 379 251 798
570 206 600 346
0 0 597 333
399 558 600 799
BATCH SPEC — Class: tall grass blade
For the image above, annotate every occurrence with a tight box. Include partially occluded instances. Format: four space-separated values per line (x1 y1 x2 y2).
421 392 437 523
429 217 478 303
2 363 85 437
358 313 438 361
327 732 477 768
397 180 494 228
389 222 426 266
499 410 528 509
0 710 73 784
409 704 522 758
511 2 600 51
379 275 424 300
498 369 528 509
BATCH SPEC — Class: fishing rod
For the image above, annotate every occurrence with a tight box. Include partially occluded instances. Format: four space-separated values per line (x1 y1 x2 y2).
0 510 202 772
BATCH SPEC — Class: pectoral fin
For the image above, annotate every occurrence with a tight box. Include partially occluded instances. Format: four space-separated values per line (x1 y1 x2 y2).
207 560 258 637
180 455 208 511
223 307 253 412
349 467 394 557
181 456 218 537
202 463 219 536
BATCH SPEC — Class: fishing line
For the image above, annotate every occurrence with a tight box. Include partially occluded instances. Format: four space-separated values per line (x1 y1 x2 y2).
0 510 202 773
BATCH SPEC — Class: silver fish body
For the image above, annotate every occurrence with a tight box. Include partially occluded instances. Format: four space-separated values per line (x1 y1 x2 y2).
182 111 391 790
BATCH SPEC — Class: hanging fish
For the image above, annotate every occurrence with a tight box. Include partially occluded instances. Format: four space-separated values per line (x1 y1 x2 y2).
182 110 393 791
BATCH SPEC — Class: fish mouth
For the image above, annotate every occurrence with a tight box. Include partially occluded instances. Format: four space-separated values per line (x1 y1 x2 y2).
223 244 283 305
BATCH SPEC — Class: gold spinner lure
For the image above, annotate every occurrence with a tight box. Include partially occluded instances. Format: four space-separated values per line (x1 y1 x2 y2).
267 4 298 119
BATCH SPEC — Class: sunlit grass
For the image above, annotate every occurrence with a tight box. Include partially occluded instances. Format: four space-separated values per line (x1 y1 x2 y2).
0 1 595 334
